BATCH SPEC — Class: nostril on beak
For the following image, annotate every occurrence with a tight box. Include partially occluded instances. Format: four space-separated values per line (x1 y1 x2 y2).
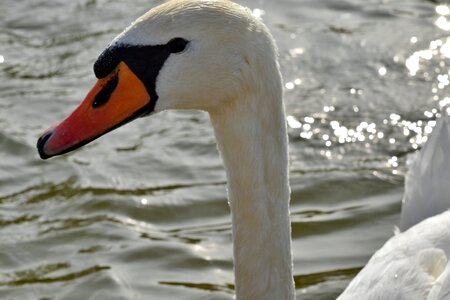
37 131 53 160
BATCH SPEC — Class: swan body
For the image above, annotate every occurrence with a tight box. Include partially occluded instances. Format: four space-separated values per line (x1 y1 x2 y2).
340 115 450 300
339 210 450 300
37 0 294 299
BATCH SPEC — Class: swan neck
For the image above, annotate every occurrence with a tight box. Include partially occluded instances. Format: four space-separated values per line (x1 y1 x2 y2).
209 89 295 299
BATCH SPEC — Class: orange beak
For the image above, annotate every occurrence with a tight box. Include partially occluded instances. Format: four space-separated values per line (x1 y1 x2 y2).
37 62 152 159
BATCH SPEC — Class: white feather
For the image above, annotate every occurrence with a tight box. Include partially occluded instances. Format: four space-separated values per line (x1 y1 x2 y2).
340 114 450 299
401 116 450 231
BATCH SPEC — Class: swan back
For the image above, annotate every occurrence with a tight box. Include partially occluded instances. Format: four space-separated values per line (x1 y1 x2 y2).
339 114 450 299
400 113 450 231
339 210 450 299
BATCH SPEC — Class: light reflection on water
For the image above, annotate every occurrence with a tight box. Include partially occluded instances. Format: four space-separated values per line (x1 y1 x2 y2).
285 2 450 178
0 0 449 299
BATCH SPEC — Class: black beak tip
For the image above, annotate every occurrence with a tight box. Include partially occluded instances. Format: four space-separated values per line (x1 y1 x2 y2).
37 131 53 160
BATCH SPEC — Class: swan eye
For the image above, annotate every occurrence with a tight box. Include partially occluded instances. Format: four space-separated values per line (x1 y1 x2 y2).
167 38 189 53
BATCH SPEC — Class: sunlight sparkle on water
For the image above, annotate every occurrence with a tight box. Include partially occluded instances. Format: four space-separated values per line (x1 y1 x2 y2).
289 48 304 57
300 131 312 139
436 5 450 16
285 78 302 90
441 97 450 107
425 121 436 134
424 111 434 118
435 16 450 31
193 244 212 261
440 39 450 57
285 82 295 89
390 113 401 125
323 105 335 112
287 116 302 129
387 156 398 168
286 55 442 152
437 74 449 88
252 8 265 19
406 49 433 76
304 116 314 124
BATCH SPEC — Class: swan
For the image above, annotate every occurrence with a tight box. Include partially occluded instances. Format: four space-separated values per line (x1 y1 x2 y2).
35 0 450 299
338 114 450 300
37 0 294 299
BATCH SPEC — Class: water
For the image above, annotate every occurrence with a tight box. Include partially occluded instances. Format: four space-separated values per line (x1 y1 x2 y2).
0 0 448 299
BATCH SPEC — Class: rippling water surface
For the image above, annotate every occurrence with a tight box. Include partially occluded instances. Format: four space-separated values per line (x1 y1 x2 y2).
1 0 449 299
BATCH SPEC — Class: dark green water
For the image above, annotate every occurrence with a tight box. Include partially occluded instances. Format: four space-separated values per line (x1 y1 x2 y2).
0 0 448 299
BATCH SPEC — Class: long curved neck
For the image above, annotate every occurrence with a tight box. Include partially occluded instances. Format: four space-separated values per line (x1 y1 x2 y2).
209 72 295 299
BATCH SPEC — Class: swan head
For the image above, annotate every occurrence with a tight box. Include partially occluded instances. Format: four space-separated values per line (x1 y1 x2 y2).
37 0 279 159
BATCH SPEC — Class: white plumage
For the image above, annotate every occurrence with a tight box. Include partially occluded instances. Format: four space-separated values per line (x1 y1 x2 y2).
340 115 450 299
113 1 295 299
